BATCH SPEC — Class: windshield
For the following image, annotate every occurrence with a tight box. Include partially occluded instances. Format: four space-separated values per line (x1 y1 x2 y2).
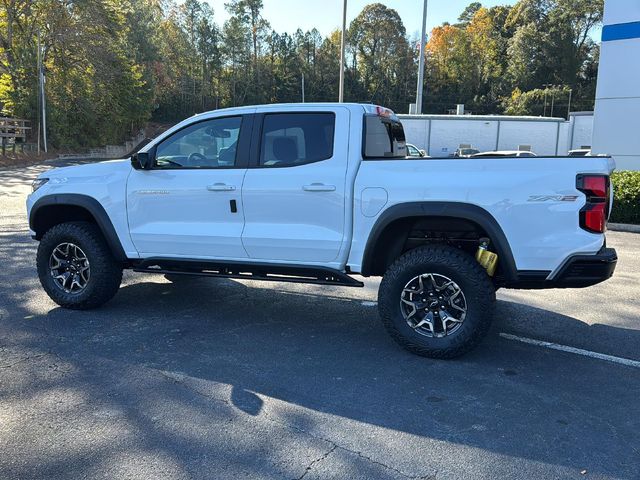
363 115 406 158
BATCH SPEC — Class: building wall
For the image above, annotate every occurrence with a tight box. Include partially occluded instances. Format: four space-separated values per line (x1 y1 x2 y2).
497 121 561 155
591 0 640 170
569 114 594 150
399 114 591 157
427 119 498 156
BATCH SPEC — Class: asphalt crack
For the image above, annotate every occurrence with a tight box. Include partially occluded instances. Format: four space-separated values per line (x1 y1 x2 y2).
157 368 437 479
0 352 49 369
295 444 337 480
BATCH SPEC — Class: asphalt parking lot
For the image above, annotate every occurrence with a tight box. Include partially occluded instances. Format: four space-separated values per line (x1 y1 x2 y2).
1 162 639 480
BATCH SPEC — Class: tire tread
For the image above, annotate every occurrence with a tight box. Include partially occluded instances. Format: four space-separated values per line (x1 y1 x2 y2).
36 222 122 310
378 245 495 359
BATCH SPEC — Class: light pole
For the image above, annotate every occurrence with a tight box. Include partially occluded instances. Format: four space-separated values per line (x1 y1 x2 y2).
37 31 47 153
338 0 347 102
543 83 553 117
415 0 428 114
36 32 41 155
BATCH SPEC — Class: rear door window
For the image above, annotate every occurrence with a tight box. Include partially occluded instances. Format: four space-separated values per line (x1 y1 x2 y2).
364 116 407 158
259 113 335 167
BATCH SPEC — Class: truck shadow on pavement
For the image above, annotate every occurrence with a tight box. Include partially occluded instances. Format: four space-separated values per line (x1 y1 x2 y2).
2 251 640 479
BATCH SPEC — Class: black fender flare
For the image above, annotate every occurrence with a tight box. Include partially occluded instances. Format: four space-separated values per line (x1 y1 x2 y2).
30 194 128 262
360 201 518 281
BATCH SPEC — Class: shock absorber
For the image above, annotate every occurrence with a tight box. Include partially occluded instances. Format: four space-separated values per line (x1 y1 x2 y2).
476 237 498 276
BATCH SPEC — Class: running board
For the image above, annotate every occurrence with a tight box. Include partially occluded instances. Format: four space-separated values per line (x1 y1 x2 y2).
133 258 364 287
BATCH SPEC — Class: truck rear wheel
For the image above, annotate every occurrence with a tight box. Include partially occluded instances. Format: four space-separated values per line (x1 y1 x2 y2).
378 245 495 358
36 222 123 310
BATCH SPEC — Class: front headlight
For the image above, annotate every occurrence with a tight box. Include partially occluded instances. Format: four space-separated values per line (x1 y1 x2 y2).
31 177 49 192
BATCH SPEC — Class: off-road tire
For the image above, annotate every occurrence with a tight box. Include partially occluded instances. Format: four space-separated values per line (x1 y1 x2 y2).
378 245 495 359
37 222 123 310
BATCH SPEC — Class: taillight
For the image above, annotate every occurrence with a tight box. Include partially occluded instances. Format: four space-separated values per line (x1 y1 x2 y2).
578 175 608 199
375 106 393 117
576 174 610 233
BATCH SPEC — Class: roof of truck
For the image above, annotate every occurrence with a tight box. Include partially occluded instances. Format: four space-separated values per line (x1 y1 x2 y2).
191 103 391 118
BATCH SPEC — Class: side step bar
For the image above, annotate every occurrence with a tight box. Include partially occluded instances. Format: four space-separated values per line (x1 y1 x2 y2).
133 258 364 287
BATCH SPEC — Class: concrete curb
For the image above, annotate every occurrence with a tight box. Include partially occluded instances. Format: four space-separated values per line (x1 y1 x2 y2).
609 223 640 233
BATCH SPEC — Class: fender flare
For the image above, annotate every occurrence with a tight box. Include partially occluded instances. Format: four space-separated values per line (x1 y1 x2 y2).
360 201 518 281
29 194 128 262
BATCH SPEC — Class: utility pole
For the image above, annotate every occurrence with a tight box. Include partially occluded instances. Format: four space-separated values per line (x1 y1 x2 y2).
301 73 305 102
36 33 41 155
37 32 47 153
550 88 555 117
543 83 552 117
567 88 572 118
415 0 428 114
338 0 347 102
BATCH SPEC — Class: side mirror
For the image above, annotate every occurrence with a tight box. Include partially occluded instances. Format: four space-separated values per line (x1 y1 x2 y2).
131 151 154 170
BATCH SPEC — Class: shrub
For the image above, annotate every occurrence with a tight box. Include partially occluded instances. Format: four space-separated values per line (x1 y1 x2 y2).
610 171 640 225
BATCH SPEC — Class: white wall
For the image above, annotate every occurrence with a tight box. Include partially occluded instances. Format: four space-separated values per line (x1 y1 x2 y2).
497 121 560 155
591 0 640 170
602 0 640 25
569 114 594 150
428 119 498 156
399 114 591 157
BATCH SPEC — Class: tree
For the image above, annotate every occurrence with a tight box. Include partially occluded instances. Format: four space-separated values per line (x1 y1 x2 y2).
225 0 269 103
506 0 602 90
0 0 43 117
458 2 482 25
0 0 605 149
424 24 473 112
502 85 570 116
348 3 414 111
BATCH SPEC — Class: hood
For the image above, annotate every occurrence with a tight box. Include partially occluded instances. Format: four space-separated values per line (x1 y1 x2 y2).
39 158 132 180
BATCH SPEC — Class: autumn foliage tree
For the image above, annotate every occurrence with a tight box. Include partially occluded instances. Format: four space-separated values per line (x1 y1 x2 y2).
0 0 603 149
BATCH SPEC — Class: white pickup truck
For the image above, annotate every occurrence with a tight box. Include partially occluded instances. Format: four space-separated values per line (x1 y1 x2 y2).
27 103 617 358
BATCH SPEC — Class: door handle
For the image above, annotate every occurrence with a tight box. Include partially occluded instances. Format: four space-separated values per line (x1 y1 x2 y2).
207 183 236 192
303 183 336 192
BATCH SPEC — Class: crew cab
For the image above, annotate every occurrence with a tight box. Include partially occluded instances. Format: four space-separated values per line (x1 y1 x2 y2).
27 103 617 358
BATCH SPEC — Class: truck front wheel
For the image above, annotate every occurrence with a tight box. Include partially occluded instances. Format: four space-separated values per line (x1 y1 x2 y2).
378 245 495 358
36 222 123 310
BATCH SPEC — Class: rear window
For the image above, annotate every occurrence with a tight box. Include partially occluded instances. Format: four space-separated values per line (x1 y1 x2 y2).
363 115 406 158
260 113 335 167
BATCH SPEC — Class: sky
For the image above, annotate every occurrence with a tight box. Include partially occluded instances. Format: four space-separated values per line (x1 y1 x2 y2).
202 0 520 39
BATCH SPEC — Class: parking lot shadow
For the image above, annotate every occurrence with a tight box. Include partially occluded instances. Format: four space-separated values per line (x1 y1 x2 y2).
2 265 639 479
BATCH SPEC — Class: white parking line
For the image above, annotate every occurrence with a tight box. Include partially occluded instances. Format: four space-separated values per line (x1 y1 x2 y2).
499 332 640 369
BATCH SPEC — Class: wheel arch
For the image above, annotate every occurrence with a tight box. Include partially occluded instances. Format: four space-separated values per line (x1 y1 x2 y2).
30 194 127 263
360 202 518 282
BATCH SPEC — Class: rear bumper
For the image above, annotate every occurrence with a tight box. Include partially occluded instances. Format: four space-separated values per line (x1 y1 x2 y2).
551 247 617 287
508 247 617 289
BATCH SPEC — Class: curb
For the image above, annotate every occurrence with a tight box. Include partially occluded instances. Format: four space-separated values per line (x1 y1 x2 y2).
608 223 640 233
